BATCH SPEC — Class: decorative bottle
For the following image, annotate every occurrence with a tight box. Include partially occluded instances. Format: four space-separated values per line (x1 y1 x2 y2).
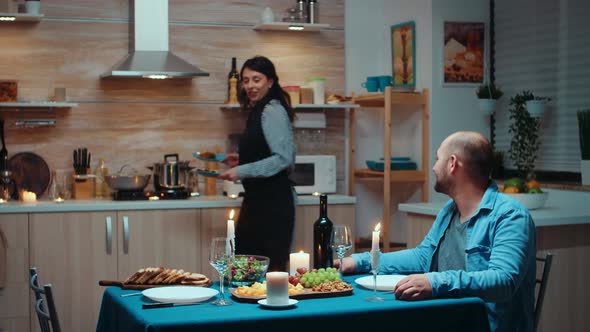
227 57 239 104
313 193 333 269
94 157 109 199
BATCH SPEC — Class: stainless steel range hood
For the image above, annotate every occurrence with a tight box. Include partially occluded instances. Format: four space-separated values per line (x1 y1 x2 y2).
101 0 209 79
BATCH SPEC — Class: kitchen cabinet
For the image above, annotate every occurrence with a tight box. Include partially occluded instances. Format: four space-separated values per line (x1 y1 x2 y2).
293 204 355 267
349 87 430 251
0 214 29 332
29 211 117 332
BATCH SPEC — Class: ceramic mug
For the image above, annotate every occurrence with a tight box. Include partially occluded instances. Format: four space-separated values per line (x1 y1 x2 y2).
377 75 393 91
362 76 379 92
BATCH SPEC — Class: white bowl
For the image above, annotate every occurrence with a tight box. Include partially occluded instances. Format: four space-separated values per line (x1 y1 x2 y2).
506 192 549 210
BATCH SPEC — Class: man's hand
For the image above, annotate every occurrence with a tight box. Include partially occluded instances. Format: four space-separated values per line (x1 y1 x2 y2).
218 167 239 181
394 274 433 301
333 257 356 275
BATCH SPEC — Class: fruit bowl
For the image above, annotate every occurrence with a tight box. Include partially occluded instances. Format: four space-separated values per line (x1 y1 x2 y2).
505 192 549 210
229 255 270 287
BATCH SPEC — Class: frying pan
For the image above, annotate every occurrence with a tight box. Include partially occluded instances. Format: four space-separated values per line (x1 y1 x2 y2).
105 174 151 191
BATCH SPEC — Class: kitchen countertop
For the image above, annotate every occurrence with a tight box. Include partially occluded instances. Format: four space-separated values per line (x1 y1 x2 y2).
0 194 356 213
399 189 590 227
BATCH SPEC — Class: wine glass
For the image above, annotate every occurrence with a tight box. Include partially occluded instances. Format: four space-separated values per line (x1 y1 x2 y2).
331 225 352 275
365 249 384 302
209 237 234 306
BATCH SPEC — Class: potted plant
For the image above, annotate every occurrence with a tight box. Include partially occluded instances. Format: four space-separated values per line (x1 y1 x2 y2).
577 109 590 185
525 94 551 118
508 90 541 180
476 83 504 115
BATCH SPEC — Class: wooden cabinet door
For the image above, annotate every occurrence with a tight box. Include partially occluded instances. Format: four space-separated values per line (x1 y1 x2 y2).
293 204 356 267
29 211 117 332
199 207 239 277
0 214 30 332
117 209 200 280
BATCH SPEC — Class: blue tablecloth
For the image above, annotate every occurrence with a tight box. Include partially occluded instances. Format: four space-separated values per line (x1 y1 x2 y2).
96 275 490 332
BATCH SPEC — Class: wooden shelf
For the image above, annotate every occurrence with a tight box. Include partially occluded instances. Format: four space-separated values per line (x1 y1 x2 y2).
354 91 428 108
253 22 330 32
354 169 427 182
0 13 44 22
220 103 358 110
0 101 78 108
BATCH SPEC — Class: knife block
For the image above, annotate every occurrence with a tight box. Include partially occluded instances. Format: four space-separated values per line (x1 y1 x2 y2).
72 170 95 199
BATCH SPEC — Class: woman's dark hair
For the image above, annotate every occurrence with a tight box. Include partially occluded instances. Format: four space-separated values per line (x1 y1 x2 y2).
238 55 295 122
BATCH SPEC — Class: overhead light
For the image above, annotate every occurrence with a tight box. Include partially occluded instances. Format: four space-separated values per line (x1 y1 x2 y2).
0 16 16 21
289 25 305 31
144 74 170 80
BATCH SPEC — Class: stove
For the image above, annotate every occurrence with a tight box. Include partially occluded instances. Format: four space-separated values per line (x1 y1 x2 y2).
112 189 190 201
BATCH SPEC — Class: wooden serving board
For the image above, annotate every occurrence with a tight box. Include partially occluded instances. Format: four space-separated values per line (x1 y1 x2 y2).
230 287 353 303
99 279 212 290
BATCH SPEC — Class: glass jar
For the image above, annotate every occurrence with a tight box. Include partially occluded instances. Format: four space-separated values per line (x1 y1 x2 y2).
283 85 301 105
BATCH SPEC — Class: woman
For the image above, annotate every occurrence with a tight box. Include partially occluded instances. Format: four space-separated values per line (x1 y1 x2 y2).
219 55 296 271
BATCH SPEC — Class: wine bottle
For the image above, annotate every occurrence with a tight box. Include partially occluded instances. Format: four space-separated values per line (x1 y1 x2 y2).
227 57 239 104
313 194 333 269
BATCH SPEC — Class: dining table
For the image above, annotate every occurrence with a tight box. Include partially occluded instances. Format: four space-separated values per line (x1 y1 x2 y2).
96 274 490 332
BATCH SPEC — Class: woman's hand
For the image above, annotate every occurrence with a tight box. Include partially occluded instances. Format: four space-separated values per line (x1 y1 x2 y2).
223 153 239 167
218 167 239 181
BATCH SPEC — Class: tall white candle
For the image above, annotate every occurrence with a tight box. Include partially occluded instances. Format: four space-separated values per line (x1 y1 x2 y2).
289 251 310 276
265 272 289 305
371 222 381 251
227 209 235 240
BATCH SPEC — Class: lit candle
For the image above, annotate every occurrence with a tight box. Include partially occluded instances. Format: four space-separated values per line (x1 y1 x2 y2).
227 209 235 240
0 198 6 204
54 197 65 204
371 222 381 252
289 250 310 276
265 271 289 305
22 191 37 204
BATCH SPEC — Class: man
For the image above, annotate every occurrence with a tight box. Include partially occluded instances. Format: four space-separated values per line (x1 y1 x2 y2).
340 131 536 332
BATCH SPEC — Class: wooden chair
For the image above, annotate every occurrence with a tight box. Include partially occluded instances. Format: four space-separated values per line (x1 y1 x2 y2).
29 268 61 332
534 253 553 331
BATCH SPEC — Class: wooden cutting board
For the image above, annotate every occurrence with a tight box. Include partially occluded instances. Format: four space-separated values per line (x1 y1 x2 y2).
230 287 353 303
99 279 213 290
8 152 50 197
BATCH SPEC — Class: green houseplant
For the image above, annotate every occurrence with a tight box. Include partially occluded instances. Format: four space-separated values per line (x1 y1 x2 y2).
476 83 504 115
508 90 541 180
577 109 590 185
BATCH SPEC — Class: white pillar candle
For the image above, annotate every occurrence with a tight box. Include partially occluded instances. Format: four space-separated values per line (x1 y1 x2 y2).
371 222 381 251
289 251 310 276
265 272 289 305
22 191 37 204
226 209 235 240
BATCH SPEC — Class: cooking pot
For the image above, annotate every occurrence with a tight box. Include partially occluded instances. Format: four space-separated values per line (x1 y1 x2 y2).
149 154 193 190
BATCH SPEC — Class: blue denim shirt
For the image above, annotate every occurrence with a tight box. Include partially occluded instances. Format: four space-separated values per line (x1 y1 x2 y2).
352 182 536 332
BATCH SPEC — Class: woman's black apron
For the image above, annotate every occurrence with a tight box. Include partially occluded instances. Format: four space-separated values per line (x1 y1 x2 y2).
235 104 294 271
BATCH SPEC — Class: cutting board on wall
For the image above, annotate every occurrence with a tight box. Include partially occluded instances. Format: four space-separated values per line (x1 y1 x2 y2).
8 152 51 197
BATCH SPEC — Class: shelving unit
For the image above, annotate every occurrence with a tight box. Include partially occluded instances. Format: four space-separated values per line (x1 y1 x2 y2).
0 101 78 109
349 87 430 252
0 13 44 22
253 22 330 32
220 103 358 110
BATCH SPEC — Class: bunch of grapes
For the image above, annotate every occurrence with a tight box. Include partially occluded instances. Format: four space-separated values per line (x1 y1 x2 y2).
299 268 341 288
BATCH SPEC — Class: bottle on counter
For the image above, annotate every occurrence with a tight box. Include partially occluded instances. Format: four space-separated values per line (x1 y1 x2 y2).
48 170 59 200
94 157 109 199
227 57 240 104
313 193 333 269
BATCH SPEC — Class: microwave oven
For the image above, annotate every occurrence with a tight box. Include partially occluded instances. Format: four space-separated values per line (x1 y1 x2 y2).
292 155 336 194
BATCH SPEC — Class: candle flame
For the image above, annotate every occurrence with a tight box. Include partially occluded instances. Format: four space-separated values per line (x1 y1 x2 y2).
374 223 381 232
299 250 304 253
229 209 235 220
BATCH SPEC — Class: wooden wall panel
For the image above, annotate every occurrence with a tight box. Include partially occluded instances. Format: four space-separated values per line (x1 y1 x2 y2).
0 0 347 197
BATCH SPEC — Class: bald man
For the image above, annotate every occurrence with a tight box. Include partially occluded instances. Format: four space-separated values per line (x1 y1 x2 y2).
339 131 536 332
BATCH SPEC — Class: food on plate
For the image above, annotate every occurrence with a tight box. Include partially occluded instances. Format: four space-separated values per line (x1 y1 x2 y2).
311 281 353 292
124 267 211 286
230 255 269 285
298 267 341 288
235 281 305 297
326 94 352 104
199 151 216 159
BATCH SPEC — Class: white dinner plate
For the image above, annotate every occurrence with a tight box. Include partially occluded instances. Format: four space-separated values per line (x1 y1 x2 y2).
257 299 298 308
142 286 219 304
354 275 407 291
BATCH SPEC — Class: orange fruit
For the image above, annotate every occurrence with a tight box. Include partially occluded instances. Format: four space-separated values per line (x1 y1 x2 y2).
526 180 541 190
503 186 520 193
498 187 504 193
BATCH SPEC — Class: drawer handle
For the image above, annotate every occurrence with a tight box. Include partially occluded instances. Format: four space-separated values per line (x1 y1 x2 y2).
123 216 129 254
106 216 113 255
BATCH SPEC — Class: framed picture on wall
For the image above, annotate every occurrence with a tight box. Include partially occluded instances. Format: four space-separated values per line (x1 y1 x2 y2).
391 21 416 89
443 21 485 85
